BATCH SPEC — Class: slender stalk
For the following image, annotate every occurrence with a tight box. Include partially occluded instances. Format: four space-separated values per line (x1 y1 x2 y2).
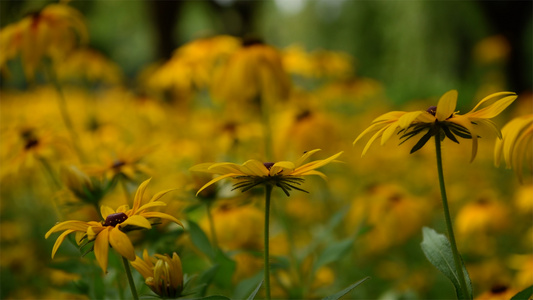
206 202 219 250
45 63 86 162
37 156 62 218
434 136 469 298
122 256 139 300
264 184 273 300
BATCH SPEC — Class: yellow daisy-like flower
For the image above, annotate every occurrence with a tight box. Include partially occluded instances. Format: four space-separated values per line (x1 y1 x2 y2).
354 90 517 161
494 114 533 183
0 3 88 79
192 149 343 196
45 178 182 273
131 249 183 298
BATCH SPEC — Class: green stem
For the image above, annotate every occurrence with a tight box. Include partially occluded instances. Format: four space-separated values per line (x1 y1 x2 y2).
434 136 469 298
122 256 139 300
206 202 219 250
264 184 273 300
45 63 86 162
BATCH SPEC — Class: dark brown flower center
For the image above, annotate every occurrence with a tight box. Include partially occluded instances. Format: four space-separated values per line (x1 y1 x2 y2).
111 160 126 170
24 138 39 150
103 212 128 227
426 106 437 116
242 36 264 47
263 162 275 170
490 284 508 294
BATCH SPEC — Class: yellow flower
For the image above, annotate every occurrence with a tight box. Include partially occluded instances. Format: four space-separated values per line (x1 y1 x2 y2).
210 38 292 107
45 178 182 273
0 3 88 79
192 149 342 196
131 249 183 298
494 114 533 183
354 90 517 161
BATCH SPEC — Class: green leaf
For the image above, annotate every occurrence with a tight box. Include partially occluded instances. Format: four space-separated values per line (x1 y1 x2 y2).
196 264 219 297
188 220 215 260
420 227 473 299
213 249 236 289
233 271 263 300
246 280 263 300
322 277 370 300
313 237 354 273
511 285 533 300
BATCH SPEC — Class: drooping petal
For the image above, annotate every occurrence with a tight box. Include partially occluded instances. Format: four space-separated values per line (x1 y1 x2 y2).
121 215 152 229
109 227 136 261
381 120 400 145
100 205 115 219
372 111 407 123
398 111 432 128
241 160 269 176
361 125 390 157
45 220 89 238
51 229 75 258
296 169 328 181
140 212 183 227
94 227 110 273
436 90 458 121
196 173 240 195
132 178 152 214
474 118 502 139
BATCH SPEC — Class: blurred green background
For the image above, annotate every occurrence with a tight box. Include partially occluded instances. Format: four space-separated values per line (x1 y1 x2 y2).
1 0 531 103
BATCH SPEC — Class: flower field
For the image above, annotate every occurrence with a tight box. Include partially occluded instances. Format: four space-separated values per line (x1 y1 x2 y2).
0 1 532 299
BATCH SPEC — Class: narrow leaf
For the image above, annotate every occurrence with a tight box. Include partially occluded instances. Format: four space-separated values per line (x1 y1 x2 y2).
313 237 354 273
410 130 433 153
246 280 263 300
420 227 473 299
322 277 370 300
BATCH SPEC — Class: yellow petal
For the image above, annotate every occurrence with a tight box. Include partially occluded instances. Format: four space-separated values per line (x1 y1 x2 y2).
137 201 167 214
51 229 75 259
294 149 321 167
196 173 240 196
207 162 244 175
45 220 89 238
121 215 152 229
140 212 183 227
381 120 400 145
241 160 269 176
398 111 433 128
295 170 328 181
131 255 153 279
436 90 458 121
132 178 152 214
468 91 516 113
100 205 115 219
109 227 136 261
94 227 110 273
149 189 176 203
466 95 517 119
292 151 343 175
270 161 295 175
361 125 389 157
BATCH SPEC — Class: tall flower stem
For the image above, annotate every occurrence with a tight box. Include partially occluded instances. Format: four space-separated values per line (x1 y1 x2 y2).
45 63 86 162
264 184 273 300
122 256 139 300
434 135 469 298
205 202 219 250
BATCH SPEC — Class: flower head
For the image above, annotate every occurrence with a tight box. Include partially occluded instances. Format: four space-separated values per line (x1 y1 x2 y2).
131 249 183 299
45 178 182 273
192 149 342 196
0 3 88 79
494 114 533 183
354 90 517 161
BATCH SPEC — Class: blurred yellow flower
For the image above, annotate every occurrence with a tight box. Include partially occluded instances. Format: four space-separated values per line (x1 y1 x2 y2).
282 44 353 79
192 149 342 196
494 114 533 183
354 90 517 161
56 48 123 84
45 178 182 273
210 38 291 109
0 3 88 79
473 35 511 65
131 249 183 298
